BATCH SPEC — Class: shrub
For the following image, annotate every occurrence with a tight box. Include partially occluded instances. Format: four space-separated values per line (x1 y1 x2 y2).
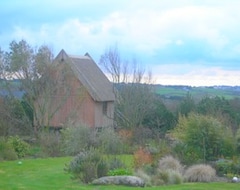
61 123 97 155
133 147 153 168
107 168 132 176
131 127 156 146
158 155 184 174
65 148 107 183
171 113 235 163
134 169 152 186
108 157 126 170
7 136 30 158
0 137 18 161
155 170 183 185
184 164 216 182
38 130 62 157
215 158 240 176
97 127 124 154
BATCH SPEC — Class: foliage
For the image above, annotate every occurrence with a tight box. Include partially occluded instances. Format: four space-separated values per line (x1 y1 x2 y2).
61 123 97 155
142 96 177 134
108 156 127 170
154 169 183 185
65 148 107 183
0 137 18 161
197 96 240 132
97 127 125 154
152 155 184 186
0 97 33 136
131 127 156 146
107 168 132 176
184 164 216 182
215 158 240 177
116 83 156 129
171 113 235 163
158 155 184 174
38 130 63 157
178 92 196 116
133 147 153 168
7 136 30 158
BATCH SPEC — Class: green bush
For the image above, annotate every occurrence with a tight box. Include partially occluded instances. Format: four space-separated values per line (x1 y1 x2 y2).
65 148 108 183
107 168 132 176
184 164 216 182
215 158 240 176
8 136 30 158
0 137 18 161
171 113 235 163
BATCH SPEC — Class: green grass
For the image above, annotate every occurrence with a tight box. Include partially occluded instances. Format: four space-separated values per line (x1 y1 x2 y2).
0 157 239 190
155 85 239 100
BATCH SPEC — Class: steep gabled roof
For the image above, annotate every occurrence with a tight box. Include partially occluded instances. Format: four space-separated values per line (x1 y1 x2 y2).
55 49 115 102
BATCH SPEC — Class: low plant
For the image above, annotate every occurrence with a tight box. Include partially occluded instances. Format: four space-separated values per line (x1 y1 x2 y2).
65 148 108 183
134 169 152 186
97 127 125 154
215 158 240 177
108 157 127 170
133 147 153 168
0 137 18 160
107 168 132 176
184 164 216 182
154 169 183 185
61 123 97 155
38 130 62 157
158 155 184 174
7 136 30 158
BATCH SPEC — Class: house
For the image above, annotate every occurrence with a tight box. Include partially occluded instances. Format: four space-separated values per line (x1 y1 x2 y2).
34 49 115 129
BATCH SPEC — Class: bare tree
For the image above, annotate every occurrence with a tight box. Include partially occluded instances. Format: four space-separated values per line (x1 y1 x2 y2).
99 44 155 129
99 44 129 83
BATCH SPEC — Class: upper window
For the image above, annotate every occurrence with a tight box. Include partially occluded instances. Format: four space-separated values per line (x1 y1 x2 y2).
103 102 107 115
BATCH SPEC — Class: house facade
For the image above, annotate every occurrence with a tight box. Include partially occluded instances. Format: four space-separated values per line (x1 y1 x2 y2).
35 49 115 129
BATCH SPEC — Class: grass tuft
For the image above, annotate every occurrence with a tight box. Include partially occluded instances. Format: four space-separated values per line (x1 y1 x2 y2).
184 164 216 182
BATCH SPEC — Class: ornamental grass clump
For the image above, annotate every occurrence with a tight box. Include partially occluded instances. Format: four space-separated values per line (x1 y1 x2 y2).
184 164 216 182
158 155 184 174
154 155 184 185
65 148 108 183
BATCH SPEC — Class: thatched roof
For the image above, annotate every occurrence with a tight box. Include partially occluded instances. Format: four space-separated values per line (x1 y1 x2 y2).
55 49 115 102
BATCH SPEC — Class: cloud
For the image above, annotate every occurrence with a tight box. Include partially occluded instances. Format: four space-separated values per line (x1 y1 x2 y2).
1 0 240 86
154 64 240 86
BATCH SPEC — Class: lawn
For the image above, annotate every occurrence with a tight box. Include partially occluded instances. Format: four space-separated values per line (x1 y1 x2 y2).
0 157 239 190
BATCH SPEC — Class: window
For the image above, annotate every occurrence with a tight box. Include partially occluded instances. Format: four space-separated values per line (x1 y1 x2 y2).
103 102 107 115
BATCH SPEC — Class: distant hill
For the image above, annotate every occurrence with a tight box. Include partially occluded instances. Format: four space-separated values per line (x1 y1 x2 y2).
154 85 240 100
1 79 239 100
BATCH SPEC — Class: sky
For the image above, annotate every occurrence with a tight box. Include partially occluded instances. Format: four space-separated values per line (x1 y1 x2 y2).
0 0 240 86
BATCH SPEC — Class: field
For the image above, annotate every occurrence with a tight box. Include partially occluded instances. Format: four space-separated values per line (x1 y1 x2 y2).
154 85 240 100
0 157 239 190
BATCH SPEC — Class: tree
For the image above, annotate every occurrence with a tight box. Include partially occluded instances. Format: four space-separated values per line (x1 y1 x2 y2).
197 96 239 133
99 44 156 129
0 97 32 136
143 96 177 135
171 113 235 163
99 44 127 83
1 40 80 135
178 92 196 116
